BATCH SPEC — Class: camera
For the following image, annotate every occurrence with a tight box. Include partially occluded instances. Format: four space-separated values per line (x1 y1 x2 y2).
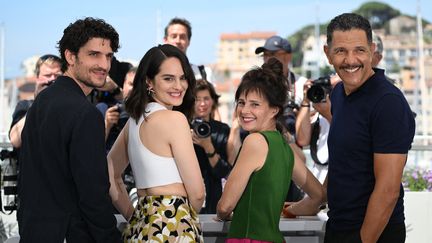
191 118 211 138
1 149 19 212
281 99 299 135
306 76 332 103
116 102 129 119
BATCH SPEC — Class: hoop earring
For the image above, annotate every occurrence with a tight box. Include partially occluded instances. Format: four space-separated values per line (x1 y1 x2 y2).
147 87 155 96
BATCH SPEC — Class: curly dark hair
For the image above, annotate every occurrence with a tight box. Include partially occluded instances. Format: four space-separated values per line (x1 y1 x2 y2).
235 58 288 133
57 17 120 72
125 44 196 122
326 13 372 47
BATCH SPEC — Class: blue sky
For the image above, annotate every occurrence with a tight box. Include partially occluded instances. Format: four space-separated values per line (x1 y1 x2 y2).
1 0 431 79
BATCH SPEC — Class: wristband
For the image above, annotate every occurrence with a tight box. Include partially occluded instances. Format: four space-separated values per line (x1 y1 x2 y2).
206 150 217 158
301 103 310 108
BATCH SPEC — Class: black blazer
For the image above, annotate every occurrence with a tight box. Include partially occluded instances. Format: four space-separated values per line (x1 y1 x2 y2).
18 76 121 243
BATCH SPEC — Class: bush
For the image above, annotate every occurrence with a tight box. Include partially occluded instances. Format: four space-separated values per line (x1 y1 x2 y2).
403 167 432 191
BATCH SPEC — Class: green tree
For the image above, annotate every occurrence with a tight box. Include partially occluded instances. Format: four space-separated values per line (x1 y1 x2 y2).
352 1 400 29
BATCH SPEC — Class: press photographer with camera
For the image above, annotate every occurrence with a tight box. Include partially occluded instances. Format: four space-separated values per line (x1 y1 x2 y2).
96 66 135 149
95 67 136 196
191 80 231 214
295 75 340 183
9 54 62 149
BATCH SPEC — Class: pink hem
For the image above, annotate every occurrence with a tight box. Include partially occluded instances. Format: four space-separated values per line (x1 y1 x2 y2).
226 238 274 243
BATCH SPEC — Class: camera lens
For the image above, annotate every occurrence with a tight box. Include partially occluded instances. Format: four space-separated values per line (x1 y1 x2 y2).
192 118 211 138
307 86 327 103
195 123 211 138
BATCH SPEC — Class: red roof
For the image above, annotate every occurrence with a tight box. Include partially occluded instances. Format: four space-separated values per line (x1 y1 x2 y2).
220 31 277 40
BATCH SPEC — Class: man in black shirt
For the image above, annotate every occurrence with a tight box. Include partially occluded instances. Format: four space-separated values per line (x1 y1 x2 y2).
18 17 121 243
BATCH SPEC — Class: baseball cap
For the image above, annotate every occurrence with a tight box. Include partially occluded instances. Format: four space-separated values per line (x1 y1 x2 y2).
255 35 292 54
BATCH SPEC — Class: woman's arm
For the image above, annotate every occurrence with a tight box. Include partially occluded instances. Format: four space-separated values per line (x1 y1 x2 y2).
226 117 243 165
107 121 134 220
169 112 206 213
287 143 324 216
216 133 267 220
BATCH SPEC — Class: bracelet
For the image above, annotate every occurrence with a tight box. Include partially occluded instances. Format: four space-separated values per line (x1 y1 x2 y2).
301 103 310 108
283 205 296 218
206 150 217 158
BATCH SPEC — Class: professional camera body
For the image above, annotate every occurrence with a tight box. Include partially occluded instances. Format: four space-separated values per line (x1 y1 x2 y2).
280 98 299 135
191 118 212 138
1 149 19 213
306 76 332 103
116 102 129 120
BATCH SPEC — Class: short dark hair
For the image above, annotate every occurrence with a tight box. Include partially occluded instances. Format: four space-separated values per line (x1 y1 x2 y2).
34 54 62 77
194 79 220 115
326 13 372 47
235 58 288 132
164 17 192 40
57 17 120 72
125 44 196 121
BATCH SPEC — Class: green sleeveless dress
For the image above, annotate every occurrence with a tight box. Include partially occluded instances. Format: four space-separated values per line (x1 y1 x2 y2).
227 131 294 243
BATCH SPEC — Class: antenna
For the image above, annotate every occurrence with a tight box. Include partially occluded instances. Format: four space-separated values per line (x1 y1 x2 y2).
0 23 5 135
156 9 162 45
416 0 428 141
314 0 320 79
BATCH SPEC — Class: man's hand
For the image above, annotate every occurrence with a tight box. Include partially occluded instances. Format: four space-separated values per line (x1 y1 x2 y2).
105 106 120 131
97 76 120 92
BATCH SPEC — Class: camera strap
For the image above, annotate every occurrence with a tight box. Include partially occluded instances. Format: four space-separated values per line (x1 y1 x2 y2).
198 65 207 81
287 71 296 101
310 116 328 166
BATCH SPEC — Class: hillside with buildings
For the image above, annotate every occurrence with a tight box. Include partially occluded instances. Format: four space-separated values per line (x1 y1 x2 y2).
213 1 432 138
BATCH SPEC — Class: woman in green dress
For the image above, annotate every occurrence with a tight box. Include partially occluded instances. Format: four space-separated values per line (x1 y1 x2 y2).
217 58 324 243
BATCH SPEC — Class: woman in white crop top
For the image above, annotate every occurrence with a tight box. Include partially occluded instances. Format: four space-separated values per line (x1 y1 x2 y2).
107 44 205 242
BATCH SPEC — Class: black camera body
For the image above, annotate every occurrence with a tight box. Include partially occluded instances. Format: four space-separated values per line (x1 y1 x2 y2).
191 118 212 138
281 98 299 135
1 149 19 212
307 76 332 103
116 102 129 119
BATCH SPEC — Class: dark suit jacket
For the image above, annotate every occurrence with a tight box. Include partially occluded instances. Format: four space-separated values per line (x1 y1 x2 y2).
18 76 121 243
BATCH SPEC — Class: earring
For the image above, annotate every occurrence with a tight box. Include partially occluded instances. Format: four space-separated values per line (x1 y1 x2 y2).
147 87 155 96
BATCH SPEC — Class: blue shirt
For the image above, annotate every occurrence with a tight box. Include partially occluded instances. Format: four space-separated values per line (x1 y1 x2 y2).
327 68 415 230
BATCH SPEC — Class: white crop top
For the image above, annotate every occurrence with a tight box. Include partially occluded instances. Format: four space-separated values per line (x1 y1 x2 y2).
128 102 183 189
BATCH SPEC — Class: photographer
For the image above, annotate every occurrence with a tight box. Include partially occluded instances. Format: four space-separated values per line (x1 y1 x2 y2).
9 54 62 149
96 67 136 193
96 67 135 151
296 75 340 182
191 80 231 214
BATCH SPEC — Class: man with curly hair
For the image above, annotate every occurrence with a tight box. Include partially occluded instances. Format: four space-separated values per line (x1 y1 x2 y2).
18 17 122 242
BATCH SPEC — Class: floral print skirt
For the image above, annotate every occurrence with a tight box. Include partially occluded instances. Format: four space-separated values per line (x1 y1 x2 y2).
122 195 203 243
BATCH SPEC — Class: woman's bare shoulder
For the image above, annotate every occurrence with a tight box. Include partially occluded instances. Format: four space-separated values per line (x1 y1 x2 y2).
146 110 189 129
242 132 268 150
